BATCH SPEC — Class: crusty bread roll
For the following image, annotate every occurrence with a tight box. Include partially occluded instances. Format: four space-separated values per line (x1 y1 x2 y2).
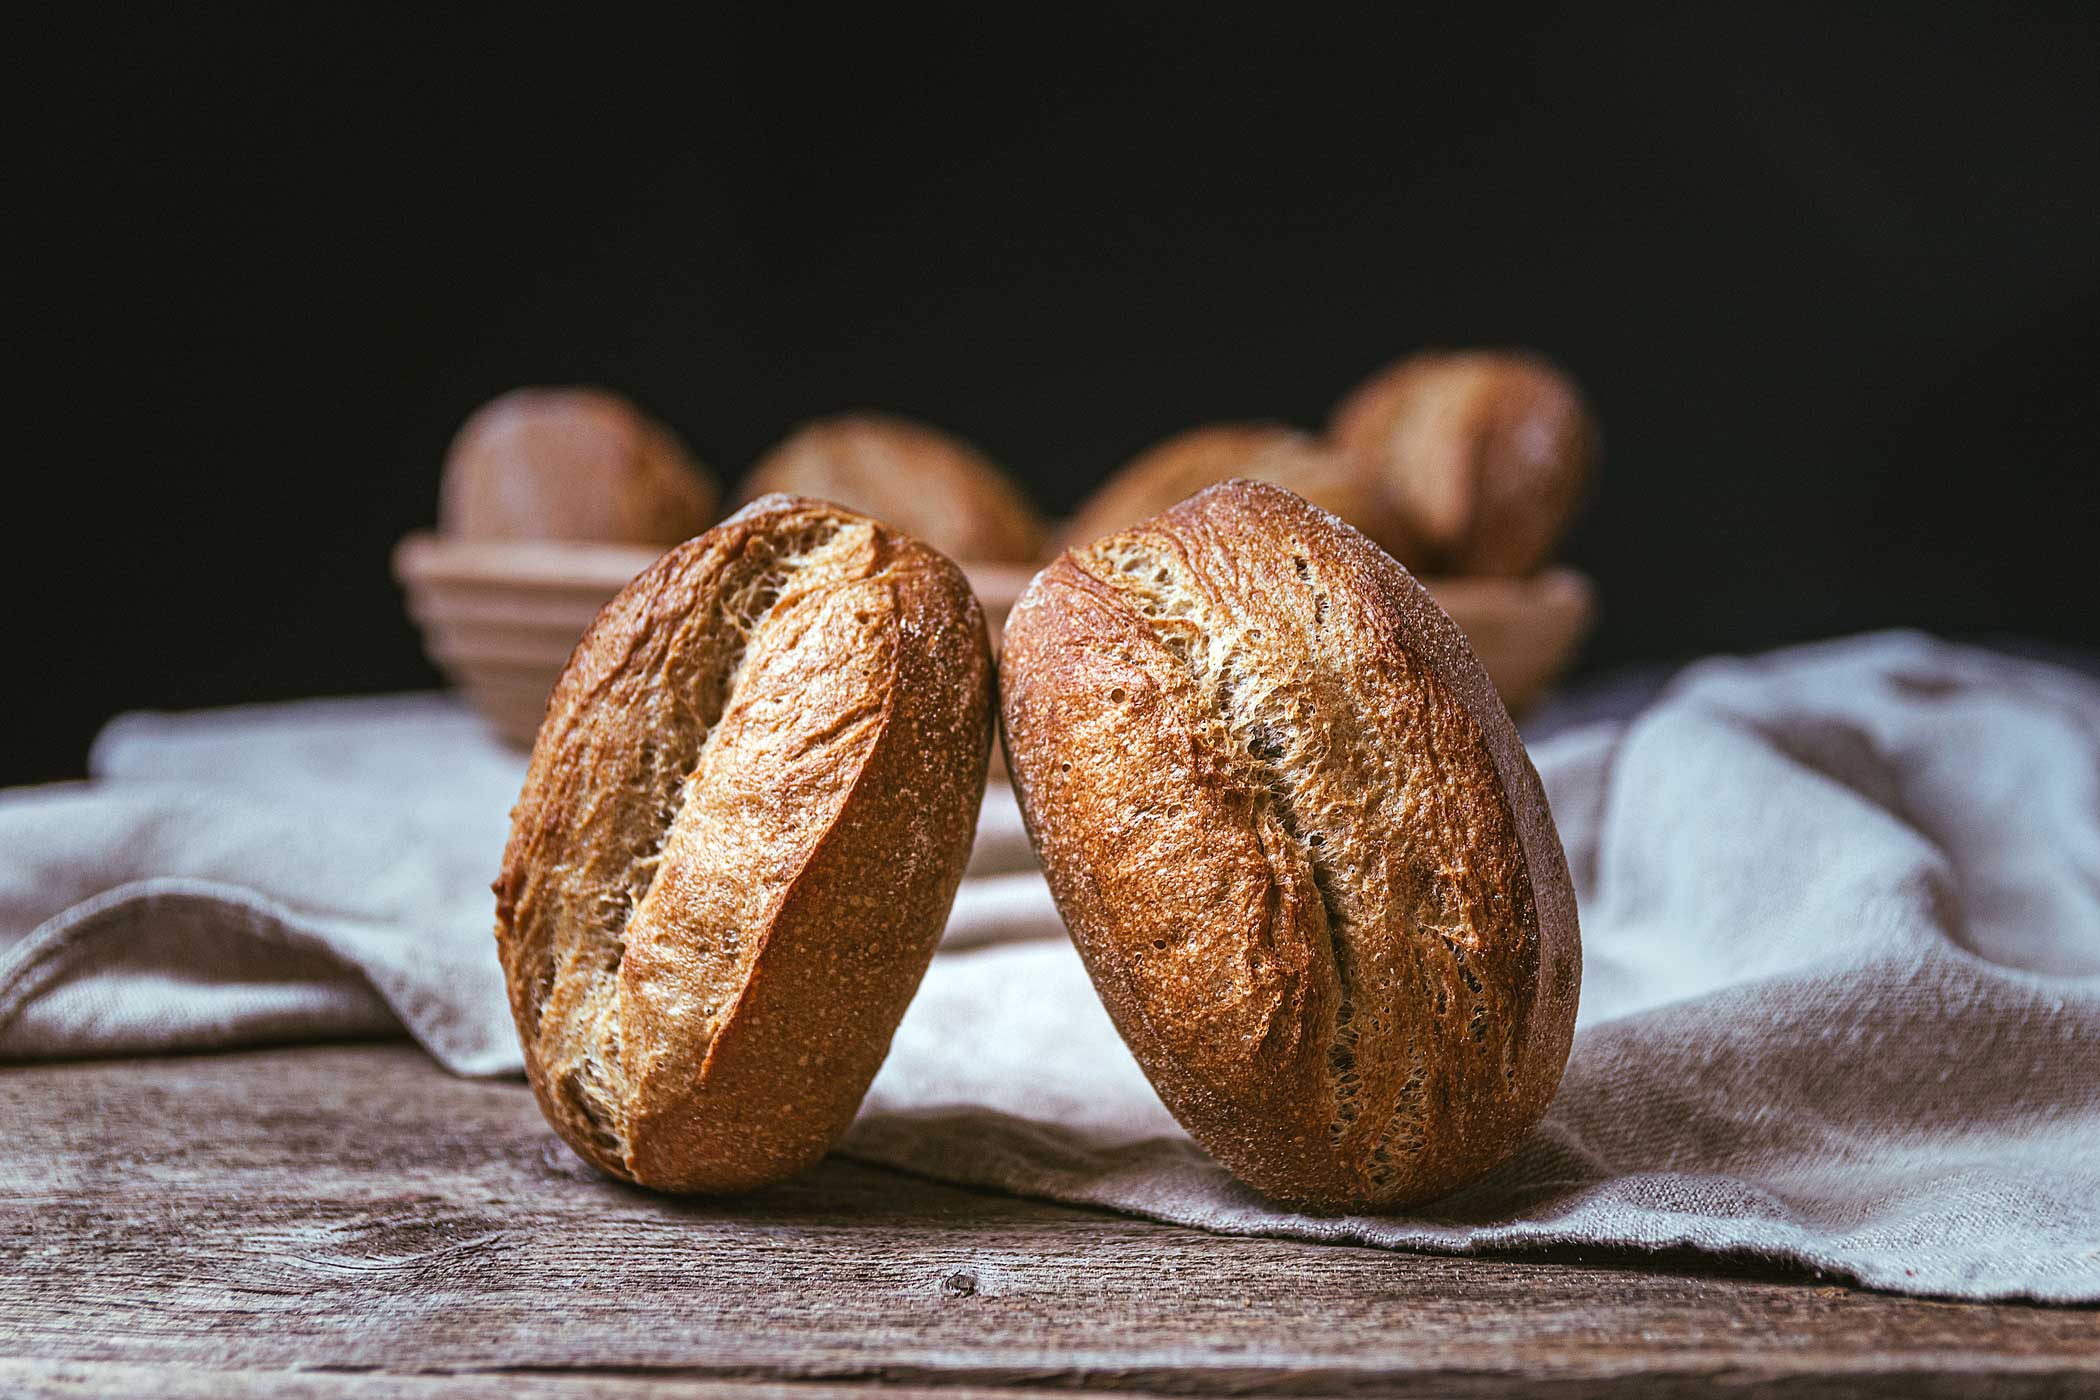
740 413 1045 564
999 479 1579 1211
441 386 718 543
1063 423 1421 565
495 494 993 1192
1328 350 1597 576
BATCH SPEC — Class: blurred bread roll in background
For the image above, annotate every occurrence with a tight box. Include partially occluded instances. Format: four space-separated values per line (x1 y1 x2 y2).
739 413 1045 564
1329 350 1598 576
440 387 718 544
1064 423 1419 564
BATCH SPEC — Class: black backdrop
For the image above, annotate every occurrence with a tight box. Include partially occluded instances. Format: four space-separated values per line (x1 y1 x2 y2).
8 5 2097 784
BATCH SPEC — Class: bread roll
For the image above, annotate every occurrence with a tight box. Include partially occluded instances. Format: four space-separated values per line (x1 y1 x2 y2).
441 386 718 543
1064 423 1420 564
495 494 993 1192
740 413 1044 563
1328 350 1597 576
999 479 1579 1211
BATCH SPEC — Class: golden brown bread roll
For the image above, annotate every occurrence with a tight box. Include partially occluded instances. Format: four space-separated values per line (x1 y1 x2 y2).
1063 423 1421 565
999 479 1580 1211
1328 350 1598 576
740 413 1045 563
441 386 718 543
495 494 993 1192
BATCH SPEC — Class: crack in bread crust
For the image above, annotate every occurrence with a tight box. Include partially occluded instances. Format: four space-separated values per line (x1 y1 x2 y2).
516 516 855 1164
1075 536 1381 1156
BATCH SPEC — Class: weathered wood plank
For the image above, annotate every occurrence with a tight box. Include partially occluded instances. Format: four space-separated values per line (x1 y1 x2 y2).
2 1046 2093 1398
4 1357 2095 1400
8 1362 1055 1399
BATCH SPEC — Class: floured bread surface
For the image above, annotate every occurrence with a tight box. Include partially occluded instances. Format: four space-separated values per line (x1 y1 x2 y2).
495 494 993 1192
999 478 1579 1211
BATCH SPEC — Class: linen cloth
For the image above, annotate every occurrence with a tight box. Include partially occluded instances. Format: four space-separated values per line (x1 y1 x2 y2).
3 632 2095 1301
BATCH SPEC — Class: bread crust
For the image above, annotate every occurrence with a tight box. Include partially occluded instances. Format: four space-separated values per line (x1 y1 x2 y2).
740 413 1045 564
441 386 718 544
494 494 992 1192
1328 350 1596 576
1064 423 1421 565
999 479 1579 1211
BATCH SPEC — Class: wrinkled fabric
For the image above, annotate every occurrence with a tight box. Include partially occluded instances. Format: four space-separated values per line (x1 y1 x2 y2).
4 634 2096 1300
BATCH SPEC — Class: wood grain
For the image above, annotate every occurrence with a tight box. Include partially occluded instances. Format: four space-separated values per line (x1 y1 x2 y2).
2 1046 2093 1398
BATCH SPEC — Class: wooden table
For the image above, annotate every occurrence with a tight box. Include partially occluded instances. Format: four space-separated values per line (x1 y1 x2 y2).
3 1045 2093 1397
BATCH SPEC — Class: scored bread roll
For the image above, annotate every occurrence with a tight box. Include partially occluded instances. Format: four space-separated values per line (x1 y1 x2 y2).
1328 350 1597 576
441 386 718 543
495 494 993 1192
740 413 1045 563
1063 423 1421 565
999 479 1580 1211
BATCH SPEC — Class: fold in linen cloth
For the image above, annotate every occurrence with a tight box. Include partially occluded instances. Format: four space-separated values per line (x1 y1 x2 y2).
4 632 2096 1301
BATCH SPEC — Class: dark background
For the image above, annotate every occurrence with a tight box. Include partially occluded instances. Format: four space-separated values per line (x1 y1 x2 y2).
7 5 2096 785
